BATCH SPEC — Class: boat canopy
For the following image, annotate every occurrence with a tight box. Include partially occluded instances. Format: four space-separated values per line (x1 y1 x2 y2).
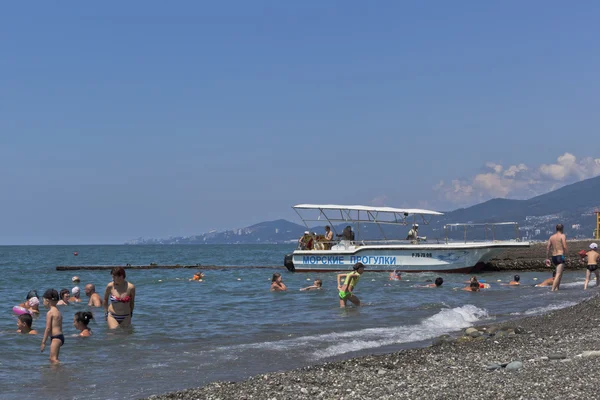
292 204 443 236
293 204 443 216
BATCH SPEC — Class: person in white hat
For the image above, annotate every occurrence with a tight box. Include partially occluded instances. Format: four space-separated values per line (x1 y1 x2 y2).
298 231 314 250
583 243 600 290
406 224 419 243
71 286 82 303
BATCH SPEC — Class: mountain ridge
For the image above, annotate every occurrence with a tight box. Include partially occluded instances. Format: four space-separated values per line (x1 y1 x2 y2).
126 176 600 244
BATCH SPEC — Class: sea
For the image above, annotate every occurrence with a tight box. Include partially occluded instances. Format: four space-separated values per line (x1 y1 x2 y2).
0 244 595 400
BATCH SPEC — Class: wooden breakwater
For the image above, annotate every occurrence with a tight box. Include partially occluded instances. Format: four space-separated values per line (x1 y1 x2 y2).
56 265 283 271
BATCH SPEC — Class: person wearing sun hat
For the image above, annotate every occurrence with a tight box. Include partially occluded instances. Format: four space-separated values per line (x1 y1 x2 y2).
583 243 600 290
298 231 313 250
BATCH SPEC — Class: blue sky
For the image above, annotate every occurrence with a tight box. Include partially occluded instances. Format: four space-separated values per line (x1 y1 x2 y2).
1 1 599 244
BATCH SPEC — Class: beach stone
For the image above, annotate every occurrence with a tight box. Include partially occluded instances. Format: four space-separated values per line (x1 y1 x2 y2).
505 361 523 371
487 326 500 334
378 369 387 375
469 330 482 338
300 387 308 394
548 353 567 360
487 363 502 370
581 351 600 358
514 327 526 334
496 331 506 338
465 328 478 335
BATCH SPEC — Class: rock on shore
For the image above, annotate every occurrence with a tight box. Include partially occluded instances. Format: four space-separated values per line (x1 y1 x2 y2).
145 295 600 400
485 239 596 271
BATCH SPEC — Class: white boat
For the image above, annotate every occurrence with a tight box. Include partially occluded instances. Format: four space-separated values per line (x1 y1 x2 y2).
284 204 530 273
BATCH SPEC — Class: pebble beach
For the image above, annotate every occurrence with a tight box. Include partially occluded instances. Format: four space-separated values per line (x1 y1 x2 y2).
146 291 600 400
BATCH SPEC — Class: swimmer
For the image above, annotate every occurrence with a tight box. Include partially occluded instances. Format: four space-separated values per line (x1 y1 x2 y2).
191 271 205 282
535 271 556 287
57 289 70 306
41 289 63 364
389 271 402 281
582 243 600 290
337 262 365 308
84 284 103 307
462 281 481 292
501 275 520 286
422 277 444 288
300 279 322 291
546 223 567 291
270 273 287 292
73 311 94 337
71 286 82 303
17 314 38 335
19 290 40 313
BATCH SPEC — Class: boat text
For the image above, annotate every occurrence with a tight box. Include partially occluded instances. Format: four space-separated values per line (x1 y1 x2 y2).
301 256 397 265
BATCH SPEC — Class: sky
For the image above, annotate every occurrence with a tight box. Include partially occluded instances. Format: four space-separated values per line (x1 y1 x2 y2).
1 1 599 244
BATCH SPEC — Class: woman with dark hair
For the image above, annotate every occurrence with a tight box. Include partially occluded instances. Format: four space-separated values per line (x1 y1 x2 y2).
74 311 94 337
103 267 136 329
57 288 71 306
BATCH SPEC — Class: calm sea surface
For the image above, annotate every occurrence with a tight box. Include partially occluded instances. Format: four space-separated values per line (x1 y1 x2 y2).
0 244 595 399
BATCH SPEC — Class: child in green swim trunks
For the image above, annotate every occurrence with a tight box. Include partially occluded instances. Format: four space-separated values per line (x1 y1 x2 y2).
337 262 365 308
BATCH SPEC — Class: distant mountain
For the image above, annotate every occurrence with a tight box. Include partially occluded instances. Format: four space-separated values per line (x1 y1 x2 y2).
125 176 600 244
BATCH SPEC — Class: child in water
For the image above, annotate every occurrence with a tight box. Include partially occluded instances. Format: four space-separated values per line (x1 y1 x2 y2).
41 289 64 364
300 279 322 291
74 311 94 337
17 314 38 335
337 262 365 307
270 273 287 291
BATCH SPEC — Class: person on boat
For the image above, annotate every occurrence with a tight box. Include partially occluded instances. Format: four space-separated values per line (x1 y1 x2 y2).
582 243 600 290
103 267 136 329
545 223 567 291
389 271 402 281
337 262 365 307
535 271 556 287
300 279 322 291
270 273 287 291
337 225 355 241
324 226 334 249
299 231 314 250
406 224 419 243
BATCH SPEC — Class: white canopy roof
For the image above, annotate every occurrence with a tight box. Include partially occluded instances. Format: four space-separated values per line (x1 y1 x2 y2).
293 204 443 216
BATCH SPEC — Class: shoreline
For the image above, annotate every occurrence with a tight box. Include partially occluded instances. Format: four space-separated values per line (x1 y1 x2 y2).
145 293 600 400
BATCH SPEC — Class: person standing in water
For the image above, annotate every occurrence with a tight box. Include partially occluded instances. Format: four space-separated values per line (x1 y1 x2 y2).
270 273 287 291
546 224 567 291
103 267 136 329
337 262 365 308
40 289 63 364
582 243 600 290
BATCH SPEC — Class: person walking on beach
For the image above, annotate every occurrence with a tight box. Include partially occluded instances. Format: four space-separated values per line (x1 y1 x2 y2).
270 273 287 291
103 267 136 329
546 224 567 291
582 243 600 290
337 262 365 307
41 289 63 364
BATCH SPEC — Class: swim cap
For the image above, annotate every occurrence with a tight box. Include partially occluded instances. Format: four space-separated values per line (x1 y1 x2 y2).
72 276 80 283
28 297 39 307
590 243 598 249
72 286 80 295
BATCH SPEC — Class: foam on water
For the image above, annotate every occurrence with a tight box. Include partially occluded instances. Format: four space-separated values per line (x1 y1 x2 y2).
524 301 578 315
212 305 488 359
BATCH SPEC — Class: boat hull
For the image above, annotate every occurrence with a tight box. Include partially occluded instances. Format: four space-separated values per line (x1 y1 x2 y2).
287 241 530 272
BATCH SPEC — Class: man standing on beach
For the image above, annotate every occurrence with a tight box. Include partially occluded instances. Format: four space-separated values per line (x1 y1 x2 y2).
546 224 567 291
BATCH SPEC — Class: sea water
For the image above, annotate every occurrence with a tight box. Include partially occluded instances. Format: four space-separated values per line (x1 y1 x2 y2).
0 244 595 400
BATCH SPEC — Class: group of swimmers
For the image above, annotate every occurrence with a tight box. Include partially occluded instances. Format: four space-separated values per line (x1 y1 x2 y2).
14 267 135 364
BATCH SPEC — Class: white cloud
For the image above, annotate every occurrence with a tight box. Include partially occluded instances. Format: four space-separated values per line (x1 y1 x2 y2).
368 195 388 207
433 153 600 206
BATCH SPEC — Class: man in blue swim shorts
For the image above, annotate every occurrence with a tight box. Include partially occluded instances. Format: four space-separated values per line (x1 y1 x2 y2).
545 224 567 291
